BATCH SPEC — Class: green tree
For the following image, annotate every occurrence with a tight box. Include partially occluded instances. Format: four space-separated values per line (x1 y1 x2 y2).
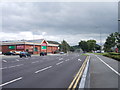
79 41 88 52
60 40 71 53
87 40 96 52
104 33 116 52
79 40 97 52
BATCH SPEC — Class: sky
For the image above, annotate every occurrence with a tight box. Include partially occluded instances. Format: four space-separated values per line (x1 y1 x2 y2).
1 2 118 45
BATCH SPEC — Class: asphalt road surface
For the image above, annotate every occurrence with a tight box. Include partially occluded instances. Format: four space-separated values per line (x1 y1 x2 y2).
89 53 119 88
1 53 86 88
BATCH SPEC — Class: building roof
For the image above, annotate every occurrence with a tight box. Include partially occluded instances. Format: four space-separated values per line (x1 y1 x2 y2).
47 41 59 45
1 39 59 46
27 39 44 44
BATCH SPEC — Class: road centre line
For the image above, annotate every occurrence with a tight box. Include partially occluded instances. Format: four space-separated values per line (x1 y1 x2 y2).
65 59 69 61
96 55 120 76
0 77 22 87
8 64 23 69
0 67 7 70
16 59 20 61
2 60 7 62
56 61 64 65
35 66 52 73
31 61 39 64
59 58 63 60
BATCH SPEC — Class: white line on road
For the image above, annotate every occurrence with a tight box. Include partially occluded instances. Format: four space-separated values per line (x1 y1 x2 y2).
56 61 64 65
0 67 7 70
2 60 7 62
96 55 120 76
16 59 20 61
16 59 19 61
65 59 69 61
8 64 23 69
59 58 63 60
35 66 52 73
0 77 22 87
31 61 39 64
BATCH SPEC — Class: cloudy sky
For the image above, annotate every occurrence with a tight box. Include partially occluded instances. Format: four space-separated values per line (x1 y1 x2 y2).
1 2 118 45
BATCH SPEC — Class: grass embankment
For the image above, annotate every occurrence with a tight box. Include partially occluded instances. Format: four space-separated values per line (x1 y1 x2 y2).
94 52 120 61
81 53 89 56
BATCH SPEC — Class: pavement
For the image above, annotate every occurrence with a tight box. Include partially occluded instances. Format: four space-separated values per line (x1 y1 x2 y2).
0 53 86 88
88 53 119 89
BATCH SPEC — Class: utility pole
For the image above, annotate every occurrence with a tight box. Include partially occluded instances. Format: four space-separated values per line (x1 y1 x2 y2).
100 30 102 53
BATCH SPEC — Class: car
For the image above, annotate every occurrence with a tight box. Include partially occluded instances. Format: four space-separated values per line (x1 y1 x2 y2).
4 52 15 55
40 52 47 56
19 52 31 58
14 51 21 55
60 52 64 54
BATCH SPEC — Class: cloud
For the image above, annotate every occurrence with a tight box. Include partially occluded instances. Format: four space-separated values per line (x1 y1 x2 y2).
1 2 118 45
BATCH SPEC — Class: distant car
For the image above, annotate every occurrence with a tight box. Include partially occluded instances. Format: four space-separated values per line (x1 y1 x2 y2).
4 52 15 55
40 52 47 56
14 51 21 55
19 52 31 58
60 52 64 54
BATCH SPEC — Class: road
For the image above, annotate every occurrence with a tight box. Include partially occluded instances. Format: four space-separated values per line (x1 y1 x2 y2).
88 53 119 89
1 53 86 88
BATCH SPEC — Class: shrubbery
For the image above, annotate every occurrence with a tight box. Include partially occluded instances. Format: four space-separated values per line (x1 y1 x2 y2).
103 52 120 61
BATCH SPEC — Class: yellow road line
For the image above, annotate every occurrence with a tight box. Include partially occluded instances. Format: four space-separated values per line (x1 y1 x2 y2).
68 56 89 90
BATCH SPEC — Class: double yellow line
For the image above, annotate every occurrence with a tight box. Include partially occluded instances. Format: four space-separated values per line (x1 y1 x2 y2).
68 56 89 90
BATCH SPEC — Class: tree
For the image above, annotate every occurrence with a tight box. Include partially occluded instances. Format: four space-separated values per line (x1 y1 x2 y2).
87 40 96 52
60 40 71 53
104 33 117 52
79 41 88 52
79 40 97 52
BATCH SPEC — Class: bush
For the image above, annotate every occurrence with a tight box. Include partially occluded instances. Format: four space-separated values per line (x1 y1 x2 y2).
103 53 120 61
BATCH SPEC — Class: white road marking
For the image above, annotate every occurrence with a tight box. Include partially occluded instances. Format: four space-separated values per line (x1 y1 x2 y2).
16 59 19 61
56 61 64 65
35 66 52 73
0 77 22 87
96 55 120 76
2 60 7 62
78 59 81 61
31 61 39 64
8 64 23 69
0 67 7 70
59 58 63 60
65 59 69 61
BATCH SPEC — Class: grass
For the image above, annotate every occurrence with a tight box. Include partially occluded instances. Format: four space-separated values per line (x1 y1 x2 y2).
81 53 89 56
92 52 120 61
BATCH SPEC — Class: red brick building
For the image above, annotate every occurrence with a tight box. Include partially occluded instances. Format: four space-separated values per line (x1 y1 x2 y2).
1 39 59 54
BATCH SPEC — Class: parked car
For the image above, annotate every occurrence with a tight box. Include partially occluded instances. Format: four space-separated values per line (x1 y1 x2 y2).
19 52 31 58
40 52 47 56
14 51 21 55
4 52 15 55
60 52 64 54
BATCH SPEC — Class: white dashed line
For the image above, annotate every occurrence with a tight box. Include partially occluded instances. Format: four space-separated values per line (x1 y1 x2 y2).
0 77 22 87
35 66 52 73
8 64 23 69
65 59 69 61
0 67 7 70
56 61 64 65
16 59 19 61
2 60 7 63
59 58 63 60
31 61 39 64
96 55 120 76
